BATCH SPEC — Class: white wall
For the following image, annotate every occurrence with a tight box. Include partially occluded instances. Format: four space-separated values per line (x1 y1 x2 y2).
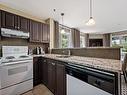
89 34 103 39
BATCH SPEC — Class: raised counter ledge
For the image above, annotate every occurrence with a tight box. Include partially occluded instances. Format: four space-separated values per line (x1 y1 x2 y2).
34 54 122 73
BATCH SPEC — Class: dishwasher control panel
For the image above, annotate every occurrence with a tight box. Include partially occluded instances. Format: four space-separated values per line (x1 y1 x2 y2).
66 64 115 95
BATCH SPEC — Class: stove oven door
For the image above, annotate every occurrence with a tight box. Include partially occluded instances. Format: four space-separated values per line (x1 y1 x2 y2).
0 60 33 89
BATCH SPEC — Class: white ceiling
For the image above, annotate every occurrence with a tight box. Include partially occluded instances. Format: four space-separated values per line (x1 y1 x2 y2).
0 0 127 34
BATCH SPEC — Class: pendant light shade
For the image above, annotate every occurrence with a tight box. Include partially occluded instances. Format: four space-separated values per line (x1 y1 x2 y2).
86 17 95 26
86 0 95 26
61 29 65 34
61 13 65 33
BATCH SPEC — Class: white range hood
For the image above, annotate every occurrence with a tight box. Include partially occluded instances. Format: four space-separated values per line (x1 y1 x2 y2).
1 28 29 39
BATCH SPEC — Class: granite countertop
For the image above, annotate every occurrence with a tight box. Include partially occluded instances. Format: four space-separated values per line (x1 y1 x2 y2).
33 54 122 73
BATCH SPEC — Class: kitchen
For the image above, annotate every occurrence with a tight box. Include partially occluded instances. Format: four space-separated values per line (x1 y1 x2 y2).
0 0 127 95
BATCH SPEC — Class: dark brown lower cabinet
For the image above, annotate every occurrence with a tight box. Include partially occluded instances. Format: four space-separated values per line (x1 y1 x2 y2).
42 58 48 86
41 58 66 95
56 63 66 95
33 57 40 86
33 57 66 95
47 60 56 93
33 57 42 86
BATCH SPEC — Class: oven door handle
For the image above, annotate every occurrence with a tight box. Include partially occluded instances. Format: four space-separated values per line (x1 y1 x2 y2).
1 61 32 66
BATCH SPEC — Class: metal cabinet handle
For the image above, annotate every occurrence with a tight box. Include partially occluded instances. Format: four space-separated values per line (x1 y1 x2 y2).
94 80 104 86
44 60 46 62
52 63 55 65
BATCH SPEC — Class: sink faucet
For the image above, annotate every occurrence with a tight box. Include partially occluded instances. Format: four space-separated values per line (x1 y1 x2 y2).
62 50 71 56
68 50 71 56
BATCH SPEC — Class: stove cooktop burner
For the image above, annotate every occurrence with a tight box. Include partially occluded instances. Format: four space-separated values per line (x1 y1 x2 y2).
6 56 15 59
19 55 29 58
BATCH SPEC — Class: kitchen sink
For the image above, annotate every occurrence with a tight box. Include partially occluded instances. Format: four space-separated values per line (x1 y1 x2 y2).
56 55 70 58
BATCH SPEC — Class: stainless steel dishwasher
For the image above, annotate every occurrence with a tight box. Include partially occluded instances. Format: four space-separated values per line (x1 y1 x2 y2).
66 63 115 95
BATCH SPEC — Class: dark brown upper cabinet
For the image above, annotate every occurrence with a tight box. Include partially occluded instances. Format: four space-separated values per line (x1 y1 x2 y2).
0 10 1 40
1 11 30 32
0 10 1 28
30 20 39 42
1 11 16 29
29 20 50 43
43 23 50 43
30 20 43 43
17 16 30 32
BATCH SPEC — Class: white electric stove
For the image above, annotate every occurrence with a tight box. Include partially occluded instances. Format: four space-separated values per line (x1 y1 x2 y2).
0 46 33 95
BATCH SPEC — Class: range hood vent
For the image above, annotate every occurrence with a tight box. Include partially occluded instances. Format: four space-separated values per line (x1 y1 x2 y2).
1 28 29 39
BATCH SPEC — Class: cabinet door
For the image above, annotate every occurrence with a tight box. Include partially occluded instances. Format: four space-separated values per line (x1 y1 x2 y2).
47 60 56 93
56 63 66 95
43 24 50 43
18 16 30 32
38 22 42 42
47 24 50 42
0 10 1 40
30 20 39 42
1 11 16 29
33 57 40 86
42 58 48 86
0 10 1 28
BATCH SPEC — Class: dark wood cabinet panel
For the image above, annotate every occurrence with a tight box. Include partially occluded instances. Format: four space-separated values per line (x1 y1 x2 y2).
29 20 49 43
43 24 50 43
33 57 39 86
1 11 30 32
42 58 48 86
35 57 66 95
30 20 39 42
47 25 50 42
42 24 47 41
1 11 16 29
38 22 42 42
0 10 1 27
47 60 56 93
33 57 42 86
0 10 1 40
18 16 30 32
56 63 66 95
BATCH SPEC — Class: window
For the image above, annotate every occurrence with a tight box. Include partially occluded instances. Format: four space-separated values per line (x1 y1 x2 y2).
80 35 85 47
59 26 71 48
111 35 127 52
111 34 127 60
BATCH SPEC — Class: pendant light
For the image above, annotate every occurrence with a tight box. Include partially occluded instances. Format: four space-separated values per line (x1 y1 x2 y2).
61 13 65 34
86 0 95 26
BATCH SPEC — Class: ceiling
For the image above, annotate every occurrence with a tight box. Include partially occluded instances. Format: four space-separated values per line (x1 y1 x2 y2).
0 0 127 34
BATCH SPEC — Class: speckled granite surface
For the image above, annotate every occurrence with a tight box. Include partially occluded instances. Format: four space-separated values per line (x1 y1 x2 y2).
33 54 122 73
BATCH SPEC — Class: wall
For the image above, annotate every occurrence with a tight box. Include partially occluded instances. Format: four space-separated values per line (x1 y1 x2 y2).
51 47 121 60
89 34 103 39
103 34 110 47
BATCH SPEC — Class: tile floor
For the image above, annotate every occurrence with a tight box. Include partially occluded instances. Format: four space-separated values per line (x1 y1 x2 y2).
22 85 53 95
22 77 127 95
